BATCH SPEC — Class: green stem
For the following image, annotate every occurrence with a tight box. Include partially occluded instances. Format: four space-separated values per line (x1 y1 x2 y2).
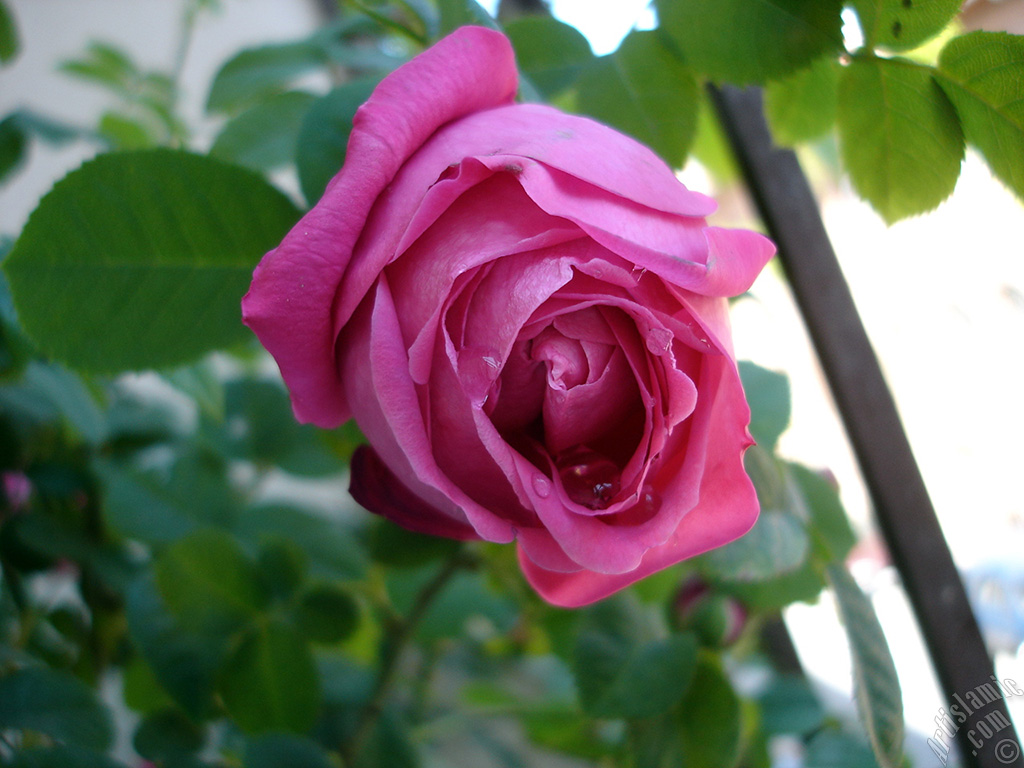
342 548 470 765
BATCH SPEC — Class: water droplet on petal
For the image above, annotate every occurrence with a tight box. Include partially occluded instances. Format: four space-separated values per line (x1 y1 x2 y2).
557 447 621 509
646 327 673 355
638 485 662 518
533 475 551 498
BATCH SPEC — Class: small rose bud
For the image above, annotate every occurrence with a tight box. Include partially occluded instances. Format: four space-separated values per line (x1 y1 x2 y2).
671 576 747 648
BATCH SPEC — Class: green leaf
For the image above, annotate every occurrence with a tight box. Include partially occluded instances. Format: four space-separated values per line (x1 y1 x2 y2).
210 91 316 173
436 0 500 38
765 56 842 146
207 40 327 114
8 747 127 768
133 708 204 762
155 529 267 634
0 666 113 749
738 361 791 450
295 583 360 644
209 378 344 475
936 31 1024 202
850 0 961 52
296 78 380 206
701 458 809 580
827 564 904 768
59 42 136 92
838 56 964 223
98 450 237 544
504 16 594 99
656 0 845 85
98 111 156 149
0 114 27 183
789 462 856 562
237 503 368 581
0 0 18 64
574 598 698 719
3 149 301 373
219 619 321 734
368 516 461 569
756 674 827 736
677 657 743 768
805 730 883 768
244 733 334 768
23 361 106 444
574 30 700 168
125 574 224 720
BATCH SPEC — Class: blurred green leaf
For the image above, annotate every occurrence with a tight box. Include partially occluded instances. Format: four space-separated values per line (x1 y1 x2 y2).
244 733 334 768
368 517 461 568
0 114 27 183
656 0 844 85
677 657 742 768
2 150 302 373
827 564 904 768
98 111 155 149
296 582 360 644
415 569 517 643
237 503 368 581
8 747 127 768
219 619 321 734
352 708 422 768
0 0 18 63
22 361 106 444
574 30 700 168
211 378 344 475
98 450 237 545
936 32 1024 202
505 16 594 99
806 729 884 768
257 537 308 601
133 708 205 762
60 41 137 92
210 91 315 173
789 462 856 562
838 56 963 223
436 0 499 37
738 361 790 450
690 92 740 183
765 56 842 146
121 655 173 715
296 78 380 206
125 574 224 720
700 508 808 583
756 674 827 736
207 40 327 114
0 666 113 749
850 0 961 52
155 529 267 634
574 598 698 719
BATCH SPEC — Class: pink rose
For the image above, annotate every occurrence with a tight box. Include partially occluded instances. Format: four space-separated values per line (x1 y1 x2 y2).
242 27 774 607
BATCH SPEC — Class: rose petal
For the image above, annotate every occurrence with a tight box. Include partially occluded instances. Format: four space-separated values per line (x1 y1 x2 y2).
350 446 479 540
242 27 517 427
341 276 518 542
519 357 758 606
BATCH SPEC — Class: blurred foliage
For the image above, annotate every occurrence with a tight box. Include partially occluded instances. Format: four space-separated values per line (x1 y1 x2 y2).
4 0 1014 764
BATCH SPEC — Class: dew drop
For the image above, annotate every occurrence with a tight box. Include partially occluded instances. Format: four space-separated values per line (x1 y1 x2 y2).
646 327 673 355
638 485 662 518
557 447 621 509
533 475 551 498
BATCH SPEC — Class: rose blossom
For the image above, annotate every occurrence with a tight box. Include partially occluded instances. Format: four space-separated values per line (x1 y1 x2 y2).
242 26 774 607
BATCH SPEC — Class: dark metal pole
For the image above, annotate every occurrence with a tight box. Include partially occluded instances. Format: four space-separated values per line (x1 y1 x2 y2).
709 84 1021 768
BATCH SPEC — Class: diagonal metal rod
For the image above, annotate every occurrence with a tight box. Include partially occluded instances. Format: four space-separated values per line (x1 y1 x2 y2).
710 84 1021 768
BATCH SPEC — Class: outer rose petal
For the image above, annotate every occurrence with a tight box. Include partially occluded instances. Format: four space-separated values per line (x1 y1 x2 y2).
242 27 517 428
